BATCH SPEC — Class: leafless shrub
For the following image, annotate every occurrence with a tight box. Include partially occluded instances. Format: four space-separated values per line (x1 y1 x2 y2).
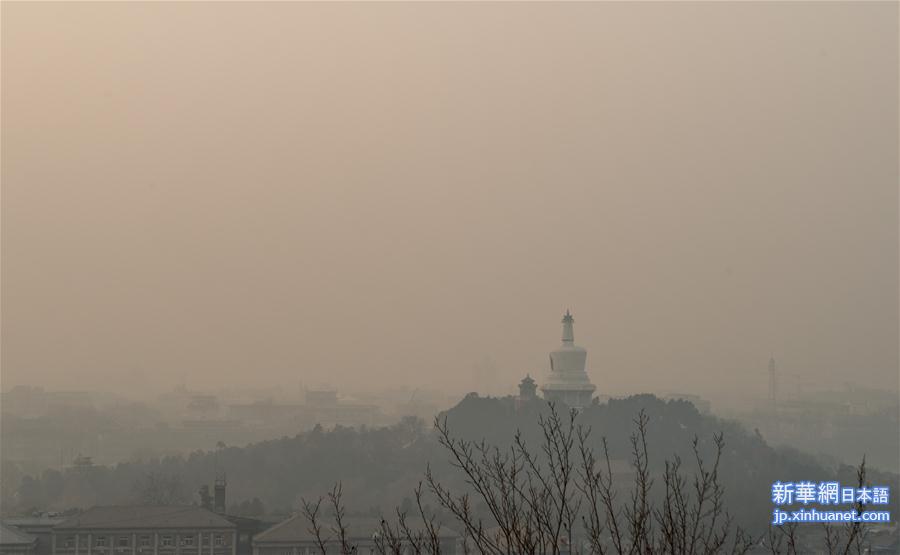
822 457 870 555
424 404 752 554
301 483 355 555
305 403 875 555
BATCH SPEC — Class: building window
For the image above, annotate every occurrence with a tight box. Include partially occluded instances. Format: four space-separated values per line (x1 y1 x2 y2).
139 536 151 548
181 537 194 547
214 535 224 547
96 537 107 548
161 536 173 548
118 537 130 548
64 537 75 548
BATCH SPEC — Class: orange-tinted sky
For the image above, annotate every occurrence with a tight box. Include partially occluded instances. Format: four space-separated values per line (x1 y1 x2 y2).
2 2 897 401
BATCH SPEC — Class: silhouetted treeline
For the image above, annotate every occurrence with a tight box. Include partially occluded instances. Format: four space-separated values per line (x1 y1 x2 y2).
4 395 897 535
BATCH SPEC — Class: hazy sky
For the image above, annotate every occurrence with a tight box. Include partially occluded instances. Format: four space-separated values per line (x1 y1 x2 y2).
2 2 897 402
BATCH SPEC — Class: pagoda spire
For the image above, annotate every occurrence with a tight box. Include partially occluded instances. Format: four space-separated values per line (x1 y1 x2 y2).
561 310 575 343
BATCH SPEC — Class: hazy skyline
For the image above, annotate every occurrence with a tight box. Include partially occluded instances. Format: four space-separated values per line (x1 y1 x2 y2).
2 2 897 402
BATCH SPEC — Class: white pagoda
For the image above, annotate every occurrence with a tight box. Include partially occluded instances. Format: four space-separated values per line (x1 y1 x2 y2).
541 310 596 409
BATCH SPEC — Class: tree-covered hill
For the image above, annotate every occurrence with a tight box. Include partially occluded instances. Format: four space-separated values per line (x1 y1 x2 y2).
4 394 896 536
438 393 900 533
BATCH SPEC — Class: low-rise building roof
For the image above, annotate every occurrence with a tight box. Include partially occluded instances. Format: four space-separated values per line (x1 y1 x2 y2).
0 523 37 546
2 515 67 528
55 506 236 530
255 515 457 544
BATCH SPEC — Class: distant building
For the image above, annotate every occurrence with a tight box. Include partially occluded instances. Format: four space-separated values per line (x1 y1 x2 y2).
197 479 266 555
72 455 94 472
226 402 303 428
253 515 460 555
187 396 220 415
302 390 382 428
518 375 538 401
1 523 37 555
51 506 237 555
304 390 337 407
541 311 596 409
2 515 65 555
227 392 383 430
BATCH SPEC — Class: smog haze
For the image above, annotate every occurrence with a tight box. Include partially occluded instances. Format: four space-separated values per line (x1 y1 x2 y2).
2 2 897 403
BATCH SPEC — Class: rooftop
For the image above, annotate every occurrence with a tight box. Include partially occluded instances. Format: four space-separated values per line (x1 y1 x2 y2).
255 515 458 544
56 506 236 530
0 523 37 546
